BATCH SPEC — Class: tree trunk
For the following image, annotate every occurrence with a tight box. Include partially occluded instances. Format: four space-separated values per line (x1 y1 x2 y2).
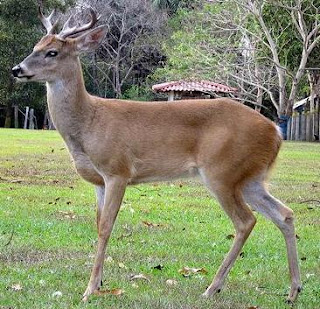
308 69 320 99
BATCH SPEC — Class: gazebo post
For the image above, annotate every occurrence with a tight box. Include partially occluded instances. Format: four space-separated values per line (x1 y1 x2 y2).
168 90 175 101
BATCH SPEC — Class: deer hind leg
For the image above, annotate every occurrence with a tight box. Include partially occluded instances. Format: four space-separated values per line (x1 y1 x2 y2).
242 178 302 303
82 176 127 302
95 185 105 232
200 170 257 297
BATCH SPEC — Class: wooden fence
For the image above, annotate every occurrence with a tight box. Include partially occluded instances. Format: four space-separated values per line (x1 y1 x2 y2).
287 99 319 141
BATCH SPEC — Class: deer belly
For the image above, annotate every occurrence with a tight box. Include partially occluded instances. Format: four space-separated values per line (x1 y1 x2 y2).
129 160 199 185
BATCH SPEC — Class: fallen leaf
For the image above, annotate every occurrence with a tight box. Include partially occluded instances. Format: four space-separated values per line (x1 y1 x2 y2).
94 288 124 296
152 264 164 270
118 262 127 269
178 267 208 277
129 274 150 282
10 179 23 184
11 283 22 291
166 279 178 286
142 221 164 228
52 291 63 297
117 231 133 240
106 256 114 263
248 306 260 309
58 211 76 220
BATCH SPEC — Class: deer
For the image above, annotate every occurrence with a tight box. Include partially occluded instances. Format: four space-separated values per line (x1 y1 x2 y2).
12 7 301 303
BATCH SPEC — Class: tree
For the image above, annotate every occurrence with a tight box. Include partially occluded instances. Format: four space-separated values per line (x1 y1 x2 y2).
240 0 320 116
0 0 73 127
74 0 167 99
152 0 320 126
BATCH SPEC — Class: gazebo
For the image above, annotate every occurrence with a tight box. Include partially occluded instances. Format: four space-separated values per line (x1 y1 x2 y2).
152 80 237 101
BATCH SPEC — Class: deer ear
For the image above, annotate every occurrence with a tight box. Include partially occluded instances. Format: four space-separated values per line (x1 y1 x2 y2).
75 25 107 52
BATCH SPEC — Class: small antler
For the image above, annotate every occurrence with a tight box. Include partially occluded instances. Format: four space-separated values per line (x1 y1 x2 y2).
38 7 58 35
59 8 99 39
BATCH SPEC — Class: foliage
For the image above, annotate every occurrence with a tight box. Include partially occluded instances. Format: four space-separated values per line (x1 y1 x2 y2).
74 0 167 99
0 0 73 127
152 0 320 117
151 0 201 15
152 3 230 82
121 85 154 101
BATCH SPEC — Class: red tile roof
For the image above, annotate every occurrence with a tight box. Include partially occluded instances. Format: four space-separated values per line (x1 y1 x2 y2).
152 80 237 93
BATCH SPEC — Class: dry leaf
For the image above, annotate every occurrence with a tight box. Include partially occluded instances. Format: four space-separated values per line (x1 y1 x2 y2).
106 256 114 263
118 262 127 269
226 234 235 239
152 264 164 270
166 279 178 286
10 179 23 184
178 267 208 277
52 291 63 297
94 288 124 296
11 283 22 291
142 221 163 228
117 231 133 240
248 306 260 309
58 210 76 220
129 274 150 282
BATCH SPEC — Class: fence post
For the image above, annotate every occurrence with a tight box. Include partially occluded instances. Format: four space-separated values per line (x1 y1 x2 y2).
301 113 306 141
29 108 35 129
14 105 19 128
287 117 292 140
24 106 29 129
306 112 312 141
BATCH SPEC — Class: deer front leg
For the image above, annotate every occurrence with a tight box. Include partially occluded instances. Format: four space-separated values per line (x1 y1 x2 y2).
82 176 127 302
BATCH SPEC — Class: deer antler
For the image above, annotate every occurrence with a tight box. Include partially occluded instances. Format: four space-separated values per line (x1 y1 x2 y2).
58 8 99 39
38 7 58 35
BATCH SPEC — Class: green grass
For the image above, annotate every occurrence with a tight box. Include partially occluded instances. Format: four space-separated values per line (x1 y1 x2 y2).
0 128 319 309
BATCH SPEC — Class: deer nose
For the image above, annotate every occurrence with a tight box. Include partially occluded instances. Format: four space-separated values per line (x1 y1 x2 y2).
12 65 23 77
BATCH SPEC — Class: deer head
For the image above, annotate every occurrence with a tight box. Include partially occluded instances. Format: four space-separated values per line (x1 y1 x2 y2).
12 7 106 83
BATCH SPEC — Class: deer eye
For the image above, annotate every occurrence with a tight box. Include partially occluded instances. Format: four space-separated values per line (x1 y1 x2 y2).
45 50 58 58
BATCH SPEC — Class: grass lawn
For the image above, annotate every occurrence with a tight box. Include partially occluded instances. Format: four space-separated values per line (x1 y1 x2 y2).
0 128 319 309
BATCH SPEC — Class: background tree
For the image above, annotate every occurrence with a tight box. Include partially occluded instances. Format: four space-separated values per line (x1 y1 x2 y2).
73 0 167 99
0 0 73 127
152 0 320 123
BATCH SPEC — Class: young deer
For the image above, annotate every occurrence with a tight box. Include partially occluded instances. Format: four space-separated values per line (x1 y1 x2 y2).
12 8 301 303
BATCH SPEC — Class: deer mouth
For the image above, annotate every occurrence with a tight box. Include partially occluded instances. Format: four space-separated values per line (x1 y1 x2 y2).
15 75 35 81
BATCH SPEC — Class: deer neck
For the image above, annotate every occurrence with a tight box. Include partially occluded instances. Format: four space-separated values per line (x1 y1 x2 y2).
46 58 92 138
